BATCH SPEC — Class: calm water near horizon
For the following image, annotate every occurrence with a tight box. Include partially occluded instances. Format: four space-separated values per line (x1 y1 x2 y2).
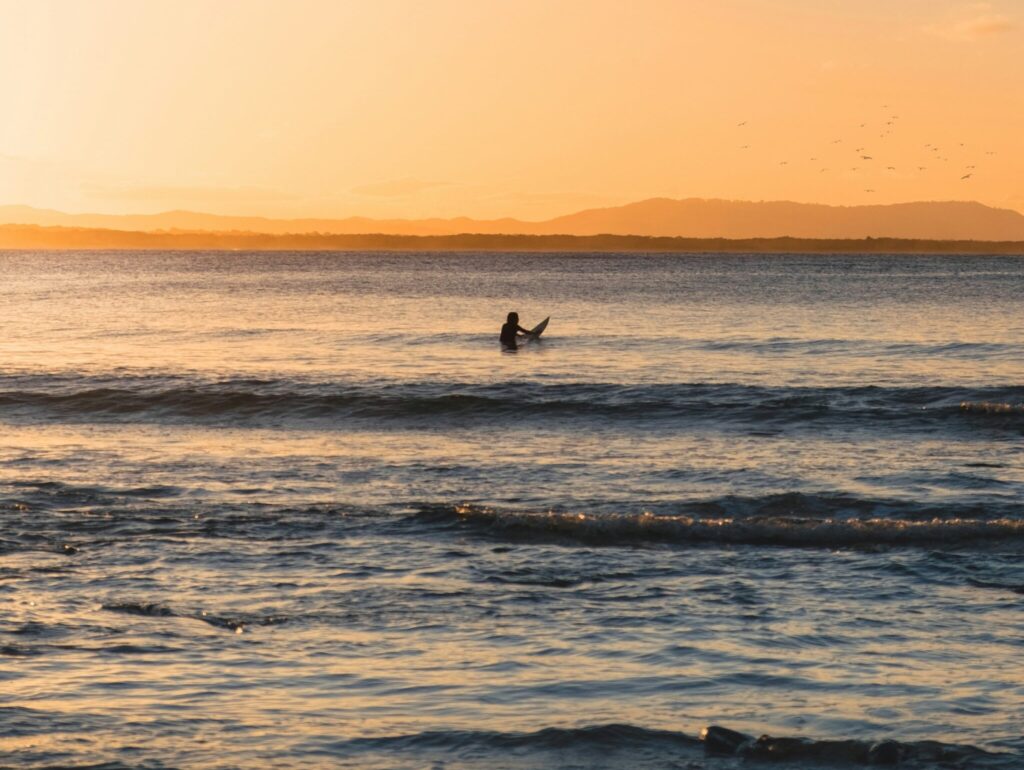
2 250 1023 769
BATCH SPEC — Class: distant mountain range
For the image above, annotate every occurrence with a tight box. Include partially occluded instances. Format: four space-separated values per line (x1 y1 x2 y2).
2 198 1024 241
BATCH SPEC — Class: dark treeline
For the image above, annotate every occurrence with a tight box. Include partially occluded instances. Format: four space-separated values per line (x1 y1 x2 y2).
2 223 1023 254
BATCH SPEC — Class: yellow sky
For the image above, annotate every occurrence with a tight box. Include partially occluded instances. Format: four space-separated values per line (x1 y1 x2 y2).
1 0 1021 220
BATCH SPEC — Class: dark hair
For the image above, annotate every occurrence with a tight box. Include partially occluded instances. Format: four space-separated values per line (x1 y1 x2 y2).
507 311 519 323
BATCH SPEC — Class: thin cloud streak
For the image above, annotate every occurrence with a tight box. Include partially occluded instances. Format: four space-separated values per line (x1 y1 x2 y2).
924 3 1016 41
350 179 452 197
82 183 299 204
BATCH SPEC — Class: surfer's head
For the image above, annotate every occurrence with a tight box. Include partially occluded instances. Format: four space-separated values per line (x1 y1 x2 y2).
507 312 519 324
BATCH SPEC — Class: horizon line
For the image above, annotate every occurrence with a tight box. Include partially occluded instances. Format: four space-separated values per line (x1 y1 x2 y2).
3 224 1023 254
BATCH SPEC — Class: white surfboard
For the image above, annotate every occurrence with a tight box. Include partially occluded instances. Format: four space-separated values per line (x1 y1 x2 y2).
527 316 549 338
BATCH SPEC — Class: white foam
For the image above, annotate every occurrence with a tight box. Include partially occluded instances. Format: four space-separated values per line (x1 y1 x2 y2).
453 505 1024 547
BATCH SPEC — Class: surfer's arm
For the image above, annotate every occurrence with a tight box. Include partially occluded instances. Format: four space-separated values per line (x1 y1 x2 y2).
516 325 535 337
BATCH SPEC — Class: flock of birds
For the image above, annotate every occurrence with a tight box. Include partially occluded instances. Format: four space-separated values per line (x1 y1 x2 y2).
735 107 993 193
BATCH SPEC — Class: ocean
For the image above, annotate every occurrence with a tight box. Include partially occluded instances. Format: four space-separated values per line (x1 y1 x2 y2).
2 250 1022 769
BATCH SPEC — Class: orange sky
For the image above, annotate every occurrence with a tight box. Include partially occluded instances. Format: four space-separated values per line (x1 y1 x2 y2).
1 0 1021 220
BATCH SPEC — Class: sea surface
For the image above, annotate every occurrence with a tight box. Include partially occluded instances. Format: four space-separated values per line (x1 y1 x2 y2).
2 250 1023 769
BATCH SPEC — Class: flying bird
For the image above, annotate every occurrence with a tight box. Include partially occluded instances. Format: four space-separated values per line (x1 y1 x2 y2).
887 166 896 170
832 139 842 144
918 166 927 171
961 173 973 180
861 155 873 160
740 145 750 149
865 189 875 193
738 121 747 126
779 161 788 165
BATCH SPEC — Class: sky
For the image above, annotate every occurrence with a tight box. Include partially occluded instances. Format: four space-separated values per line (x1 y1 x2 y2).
0 0 1021 221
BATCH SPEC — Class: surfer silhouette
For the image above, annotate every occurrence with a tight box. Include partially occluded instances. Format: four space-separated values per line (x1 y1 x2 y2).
500 312 534 349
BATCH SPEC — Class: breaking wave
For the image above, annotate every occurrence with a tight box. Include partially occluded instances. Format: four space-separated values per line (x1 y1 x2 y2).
0 374 1020 428
420 501 1024 548
315 722 1001 768
101 601 292 633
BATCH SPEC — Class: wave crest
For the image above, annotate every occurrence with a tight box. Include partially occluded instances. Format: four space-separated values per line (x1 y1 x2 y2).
961 401 1024 415
0 374 1021 426
322 722 999 767
428 503 1024 548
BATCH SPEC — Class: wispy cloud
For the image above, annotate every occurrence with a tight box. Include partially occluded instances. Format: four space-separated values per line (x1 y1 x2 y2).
328 183 612 220
483 190 609 206
924 3 1015 41
82 183 298 204
351 178 451 197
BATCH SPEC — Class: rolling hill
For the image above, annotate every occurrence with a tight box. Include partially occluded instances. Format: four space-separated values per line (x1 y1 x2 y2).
1 198 1023 240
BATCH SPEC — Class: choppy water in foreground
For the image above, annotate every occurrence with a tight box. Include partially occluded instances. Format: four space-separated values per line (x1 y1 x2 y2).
2 251 1022 769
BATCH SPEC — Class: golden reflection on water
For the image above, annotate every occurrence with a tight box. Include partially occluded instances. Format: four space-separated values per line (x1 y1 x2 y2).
2 253 1023 767
0 252 1021 387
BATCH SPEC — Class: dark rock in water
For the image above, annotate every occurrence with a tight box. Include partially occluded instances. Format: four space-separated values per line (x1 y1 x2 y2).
868 740 903 765
749 735 870 763
750 735 812 760
813 740 873 763
701 725 908 765
699 725 754 755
